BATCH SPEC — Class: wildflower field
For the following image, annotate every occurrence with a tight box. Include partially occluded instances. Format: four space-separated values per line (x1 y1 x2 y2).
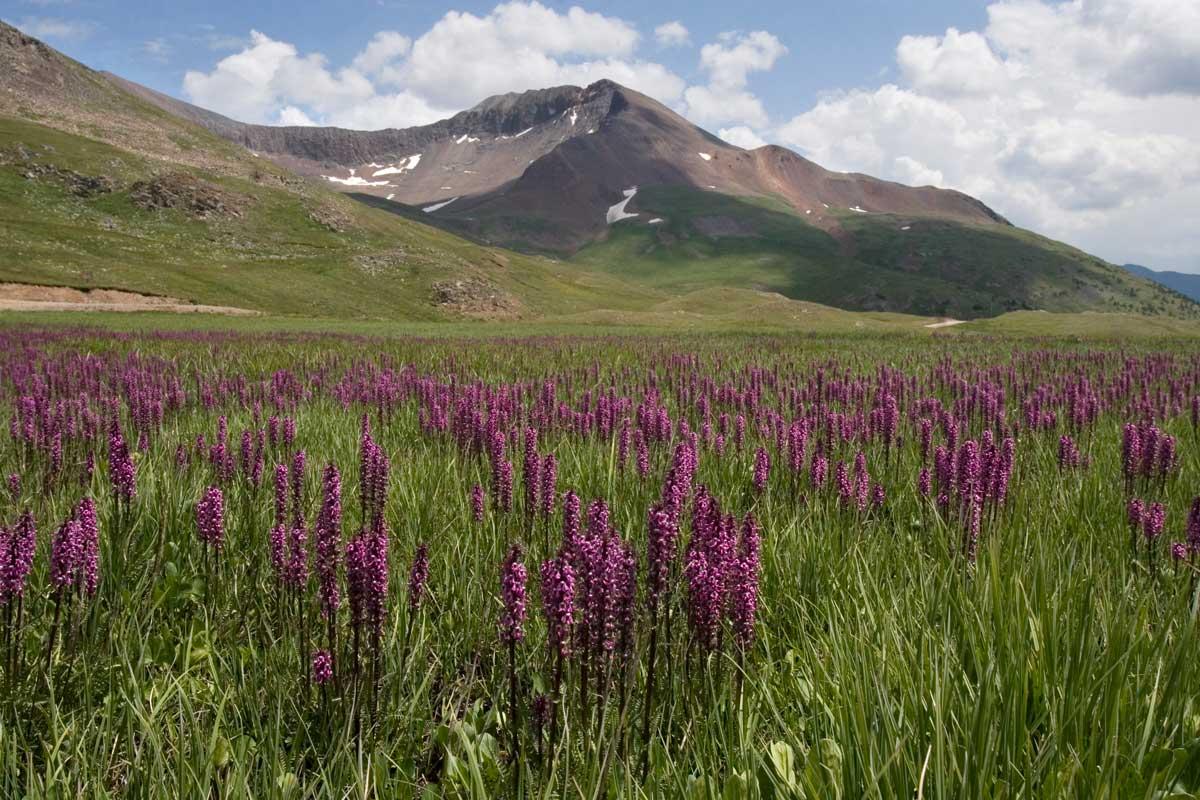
1 323 1199 798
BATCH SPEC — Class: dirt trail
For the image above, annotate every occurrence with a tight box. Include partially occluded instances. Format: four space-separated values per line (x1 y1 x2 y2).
924 319 966 329
0 283 258 315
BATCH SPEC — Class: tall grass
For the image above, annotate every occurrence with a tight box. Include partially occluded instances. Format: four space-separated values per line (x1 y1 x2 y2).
0 326 1198 798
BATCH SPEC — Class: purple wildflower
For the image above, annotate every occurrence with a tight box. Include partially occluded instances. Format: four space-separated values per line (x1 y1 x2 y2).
1143 502 1165 542
311 649 333 685
540 555 576 659
49 517 81 590
74 498 99 595
498 460 514 513
471 483 485 522
346 526 389 636
107 421 137 504
539 453 558 519
408 542 429 612
646 503 679 610
0 511 36 603
195 486 225 552
314 464 342 617
752 447 770 493
499 544 528 644
729 514 761 649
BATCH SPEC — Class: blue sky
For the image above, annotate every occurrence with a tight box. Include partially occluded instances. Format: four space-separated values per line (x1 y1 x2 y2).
4 0 992 118
3 0 1199 272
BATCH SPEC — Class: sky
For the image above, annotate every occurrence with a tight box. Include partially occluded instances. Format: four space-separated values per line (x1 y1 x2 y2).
4 0 1199 273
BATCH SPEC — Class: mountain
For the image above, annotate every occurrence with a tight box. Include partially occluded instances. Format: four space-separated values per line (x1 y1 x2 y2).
0 20 1196 323
0 20 661 320
115 77 1006 246
121 69 1198 320
1122 264 1200 303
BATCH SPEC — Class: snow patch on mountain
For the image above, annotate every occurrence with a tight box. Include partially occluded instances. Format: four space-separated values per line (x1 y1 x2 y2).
423 197 458 213
325 174 390 187
373 155 421 176
606 187 639 224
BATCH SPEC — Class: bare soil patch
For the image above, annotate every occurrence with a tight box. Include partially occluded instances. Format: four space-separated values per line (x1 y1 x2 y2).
0 283 258 315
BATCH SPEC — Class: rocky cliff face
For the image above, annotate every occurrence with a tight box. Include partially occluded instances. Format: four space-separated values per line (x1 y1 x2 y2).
116 74 1006 250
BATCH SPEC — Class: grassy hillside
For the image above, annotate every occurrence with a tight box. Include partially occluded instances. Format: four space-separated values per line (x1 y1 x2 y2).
568 187 1198 320
0 117 660 320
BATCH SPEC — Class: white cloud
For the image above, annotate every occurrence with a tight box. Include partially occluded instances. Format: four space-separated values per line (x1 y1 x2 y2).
683 31 786 128
896 28 1014 95
181 3 695 131
719 125 767 149
352 31 410 80
182 30 427 128
699 30 787 89
892 156 944 187
684 85 770 128
395 2 661 109
773 0 1200 271
276 105 317 126
654 21 690 48
11 16 95 40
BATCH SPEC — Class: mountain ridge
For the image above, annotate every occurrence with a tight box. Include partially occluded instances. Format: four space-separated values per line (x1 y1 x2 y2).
1122 264 1200 303
113 74 1008 250
0 19 1196 322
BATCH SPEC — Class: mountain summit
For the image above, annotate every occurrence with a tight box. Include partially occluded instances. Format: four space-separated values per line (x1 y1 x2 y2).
119 77 1006 250
1 19 1196 321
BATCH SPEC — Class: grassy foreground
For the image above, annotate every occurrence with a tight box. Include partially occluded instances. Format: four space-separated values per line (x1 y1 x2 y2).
0 322 1198 798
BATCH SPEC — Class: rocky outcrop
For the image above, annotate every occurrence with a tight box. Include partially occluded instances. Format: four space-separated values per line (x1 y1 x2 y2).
130 173 247 219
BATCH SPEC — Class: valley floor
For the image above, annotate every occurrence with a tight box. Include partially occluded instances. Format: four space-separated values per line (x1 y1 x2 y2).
0 320 1197 797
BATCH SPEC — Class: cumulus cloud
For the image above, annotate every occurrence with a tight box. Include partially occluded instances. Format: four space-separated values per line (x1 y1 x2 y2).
774 0 1200 270
184 31 381 125
719 125 767 149
181 2 691 130
352 31 410 79
683 31 786 128
654 21 690 48
393 3 679 110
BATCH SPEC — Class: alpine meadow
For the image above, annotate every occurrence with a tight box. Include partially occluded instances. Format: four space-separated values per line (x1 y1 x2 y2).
2 2 1200 798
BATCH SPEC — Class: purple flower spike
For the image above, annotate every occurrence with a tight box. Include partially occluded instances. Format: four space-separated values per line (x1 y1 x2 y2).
315 464 343 617
752 447 770 493
730 514 761 649
500 544 528 644
0 510 36 604
74 498 100 595
311 649 333 685
540 555 576 659
196 486 225 552
1143 502 1165 542
50 517 81 591
471 484 485 522
408 542 430 612
646 503 679 610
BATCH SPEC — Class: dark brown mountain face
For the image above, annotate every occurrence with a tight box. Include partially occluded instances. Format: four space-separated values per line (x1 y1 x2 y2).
111 71 1007 250
4 18 1193 322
